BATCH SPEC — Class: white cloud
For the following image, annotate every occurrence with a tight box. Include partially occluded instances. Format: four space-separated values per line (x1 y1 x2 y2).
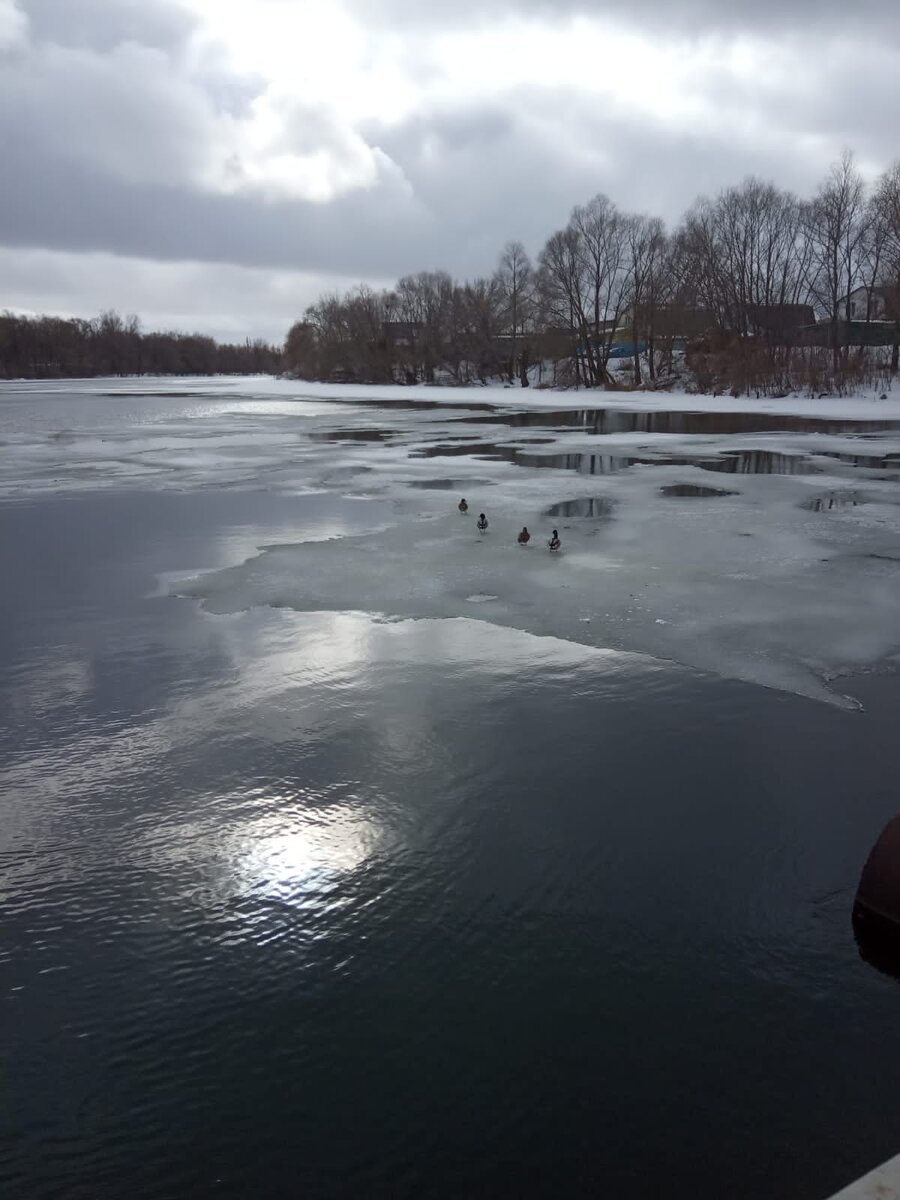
207 92 400 201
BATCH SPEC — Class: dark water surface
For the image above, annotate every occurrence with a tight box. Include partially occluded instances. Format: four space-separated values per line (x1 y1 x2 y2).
330 398 900 436
3 391 900 1199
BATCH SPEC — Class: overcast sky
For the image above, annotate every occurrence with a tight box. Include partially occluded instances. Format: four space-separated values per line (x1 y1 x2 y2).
1 0 898 343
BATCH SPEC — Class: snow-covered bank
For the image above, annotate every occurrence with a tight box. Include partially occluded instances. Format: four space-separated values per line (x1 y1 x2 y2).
266 375 900 421
7 372 897 419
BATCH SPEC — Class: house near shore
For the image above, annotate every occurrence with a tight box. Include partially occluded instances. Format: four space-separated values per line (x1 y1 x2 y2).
841 286 893 321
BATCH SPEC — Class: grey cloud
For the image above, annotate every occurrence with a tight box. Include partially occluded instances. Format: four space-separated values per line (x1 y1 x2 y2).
282 105 349 156
278 101 381 166
661 38 900 170
3 42 217 186
347 0 900 33
0 247 353 341
19 0 198 52
1 13 268 189
792 63 900 156
14 0 261 125
368 102 594 260
370 90 838 250
0 131 436 278
1 83 856 287
373 107 516 154
0 84 890 344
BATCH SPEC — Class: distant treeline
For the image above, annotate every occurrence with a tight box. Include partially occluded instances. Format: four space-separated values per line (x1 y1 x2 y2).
0 310 282 379
284 153 900 396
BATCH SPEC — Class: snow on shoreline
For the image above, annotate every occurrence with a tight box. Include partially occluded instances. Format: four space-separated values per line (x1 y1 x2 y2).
4 373 898 421
264 375 900 420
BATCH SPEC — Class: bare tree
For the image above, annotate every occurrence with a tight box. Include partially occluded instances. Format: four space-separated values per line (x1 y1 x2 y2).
675 180 810 336
537 226 585 385
0 310 280 379
870 162 900 373
283 320 318 377
805 151 867 368
494 240 534 385
570 194 630 385
624 214 666 384
395 271 455 383
460 277 504 383
281 146 899 395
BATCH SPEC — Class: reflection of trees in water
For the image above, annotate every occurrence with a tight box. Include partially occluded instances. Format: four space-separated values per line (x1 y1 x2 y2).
309 429 392 442
518 453 631 474
418 444 823 476
524 449 818 476
461 407 900 437
411 424 898 485
659 484 737 498
819 450 900 470
545 497 617 518
801 491 863 511
707 450 818 474
406 478 495 490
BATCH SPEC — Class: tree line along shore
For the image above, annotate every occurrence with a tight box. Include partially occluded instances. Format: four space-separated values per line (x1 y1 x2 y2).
4 153 898 397
284 153 900 398
0 310 280 380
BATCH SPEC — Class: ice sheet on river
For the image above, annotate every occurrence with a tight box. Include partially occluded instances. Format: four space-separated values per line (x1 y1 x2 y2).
168 384 900 709
4 376 899 707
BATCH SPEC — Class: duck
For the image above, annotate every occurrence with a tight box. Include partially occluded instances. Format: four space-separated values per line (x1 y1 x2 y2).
548 529 561 552
477 513 488 532
458 498 468 513
517 526 531 545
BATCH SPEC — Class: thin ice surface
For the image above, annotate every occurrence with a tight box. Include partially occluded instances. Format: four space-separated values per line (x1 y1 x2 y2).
3 376 900 706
